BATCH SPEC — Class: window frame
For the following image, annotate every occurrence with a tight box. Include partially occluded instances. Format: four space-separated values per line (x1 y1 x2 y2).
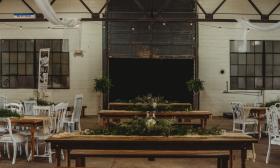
0 39 70 89
230 40 280 90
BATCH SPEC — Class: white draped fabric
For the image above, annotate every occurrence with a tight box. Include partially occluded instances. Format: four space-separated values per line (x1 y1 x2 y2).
237 18 280 52
34 0 80 27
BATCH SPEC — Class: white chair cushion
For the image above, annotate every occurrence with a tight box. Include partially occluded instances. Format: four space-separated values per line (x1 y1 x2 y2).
0 133 27 143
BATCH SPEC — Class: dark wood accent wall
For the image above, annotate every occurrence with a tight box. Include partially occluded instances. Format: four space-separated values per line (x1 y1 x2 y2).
103 0 197 107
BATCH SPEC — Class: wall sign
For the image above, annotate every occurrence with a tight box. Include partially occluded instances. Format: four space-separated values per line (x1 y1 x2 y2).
38 48 50 97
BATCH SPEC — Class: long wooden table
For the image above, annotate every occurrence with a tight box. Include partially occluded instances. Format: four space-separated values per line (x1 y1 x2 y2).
46 133 257 168
10 116 46 160
99 110 212 128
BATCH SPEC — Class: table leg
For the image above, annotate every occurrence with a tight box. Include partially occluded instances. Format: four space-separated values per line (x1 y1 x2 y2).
203 119 207 128
66 149 71 167
200 119 204 128
56 146 62 167
241 149 247 168
229 150 233 168
30 126 35 160
258 117 261 139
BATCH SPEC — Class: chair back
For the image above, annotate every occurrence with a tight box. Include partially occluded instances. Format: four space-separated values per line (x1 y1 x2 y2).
23 100 37 115
71 95 83 123
0 118 15 141
0 96 7 109
5 103 24 115
33 105 52 116
54 103 68 133
231 102 245 121
266 105 280 137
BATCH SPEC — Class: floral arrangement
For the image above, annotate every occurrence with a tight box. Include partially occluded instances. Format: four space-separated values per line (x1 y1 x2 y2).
81 118 222 136
128 94 192 112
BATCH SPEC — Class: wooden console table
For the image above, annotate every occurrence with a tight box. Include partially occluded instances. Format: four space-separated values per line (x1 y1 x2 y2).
99 110 212 128
46 133 257 168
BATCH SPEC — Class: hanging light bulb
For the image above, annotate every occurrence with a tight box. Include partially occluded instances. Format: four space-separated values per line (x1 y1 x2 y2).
19 26 23 30
131 26 135 31
162 22 166 26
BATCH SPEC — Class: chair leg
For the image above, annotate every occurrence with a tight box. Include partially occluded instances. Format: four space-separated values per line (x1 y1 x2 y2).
6 143 10 159
252 143 256 162
12 142 17 165
48 143 52 163
24 142 29 159
266 137 271 164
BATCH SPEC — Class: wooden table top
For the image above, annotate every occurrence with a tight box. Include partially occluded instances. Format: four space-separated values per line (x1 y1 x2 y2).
99 110 212 117
10 116 47 125
47 132 256 143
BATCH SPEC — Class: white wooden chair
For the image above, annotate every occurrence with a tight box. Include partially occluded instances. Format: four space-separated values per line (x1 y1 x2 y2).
231 102 258 134
0 118 28 164
63 95 83 132
31 105 54 163
5 103 24 115
265 105 280 164
23 100 37 116
54 103 68 133
0 96 7 109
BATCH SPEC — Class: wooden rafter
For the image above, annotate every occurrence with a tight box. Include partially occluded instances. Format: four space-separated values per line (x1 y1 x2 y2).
21 0 43 19
80 0 96 17
248 0 280 21
51 0 57 5
133 0 145 11
98 0 111 15
195 0 226 20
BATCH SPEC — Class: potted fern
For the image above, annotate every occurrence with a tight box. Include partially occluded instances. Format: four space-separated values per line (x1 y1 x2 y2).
186 79 204 110
94 76 112 111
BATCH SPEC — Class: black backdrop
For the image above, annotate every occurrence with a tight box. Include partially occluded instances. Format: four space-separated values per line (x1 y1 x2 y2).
109 58 194 103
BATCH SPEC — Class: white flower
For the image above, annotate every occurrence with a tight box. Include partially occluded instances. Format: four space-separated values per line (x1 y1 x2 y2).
152 102 157 109
146 119 156 129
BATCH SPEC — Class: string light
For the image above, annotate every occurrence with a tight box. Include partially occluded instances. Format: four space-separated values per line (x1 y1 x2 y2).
162 22 166 26
131 26 135 31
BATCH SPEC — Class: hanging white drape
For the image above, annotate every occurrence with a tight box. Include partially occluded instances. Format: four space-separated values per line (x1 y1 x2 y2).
237 18 280 52
34 0 80 27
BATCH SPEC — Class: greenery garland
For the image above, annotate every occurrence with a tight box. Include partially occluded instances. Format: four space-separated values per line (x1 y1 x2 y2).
81 118 222 136
127 94 192 112
0 109 20 118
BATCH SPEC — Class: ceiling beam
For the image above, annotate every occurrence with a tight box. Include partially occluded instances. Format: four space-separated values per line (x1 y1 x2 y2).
98 0 111 15
0 17 279 23
195 0 227 20
21 0 43 19
51 0 57 5
79 0 99 18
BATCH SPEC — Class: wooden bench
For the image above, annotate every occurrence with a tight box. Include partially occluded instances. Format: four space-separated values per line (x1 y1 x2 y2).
68 150 230 168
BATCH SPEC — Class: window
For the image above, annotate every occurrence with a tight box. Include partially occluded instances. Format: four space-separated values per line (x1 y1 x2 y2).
230 40 280 90
0 39 69 89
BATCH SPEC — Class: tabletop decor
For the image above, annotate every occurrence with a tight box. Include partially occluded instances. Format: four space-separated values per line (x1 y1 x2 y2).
126 94 192 112
81 118 221 136
0 109 20 118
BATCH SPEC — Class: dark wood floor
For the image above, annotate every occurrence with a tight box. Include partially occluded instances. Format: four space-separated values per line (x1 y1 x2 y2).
0 116 279 168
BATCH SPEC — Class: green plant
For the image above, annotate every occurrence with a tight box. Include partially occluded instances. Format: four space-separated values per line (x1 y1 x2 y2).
94 76 112 93
81 118 222 136
186 79 204 94
28 98 54 106
265 97 280 107
0 109 20 118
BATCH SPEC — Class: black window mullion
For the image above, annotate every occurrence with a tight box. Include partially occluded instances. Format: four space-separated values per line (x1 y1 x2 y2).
262 41 265 89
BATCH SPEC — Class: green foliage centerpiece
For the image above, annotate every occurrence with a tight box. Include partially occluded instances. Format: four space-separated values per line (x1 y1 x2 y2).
0 109 20 118
81 118 222 136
